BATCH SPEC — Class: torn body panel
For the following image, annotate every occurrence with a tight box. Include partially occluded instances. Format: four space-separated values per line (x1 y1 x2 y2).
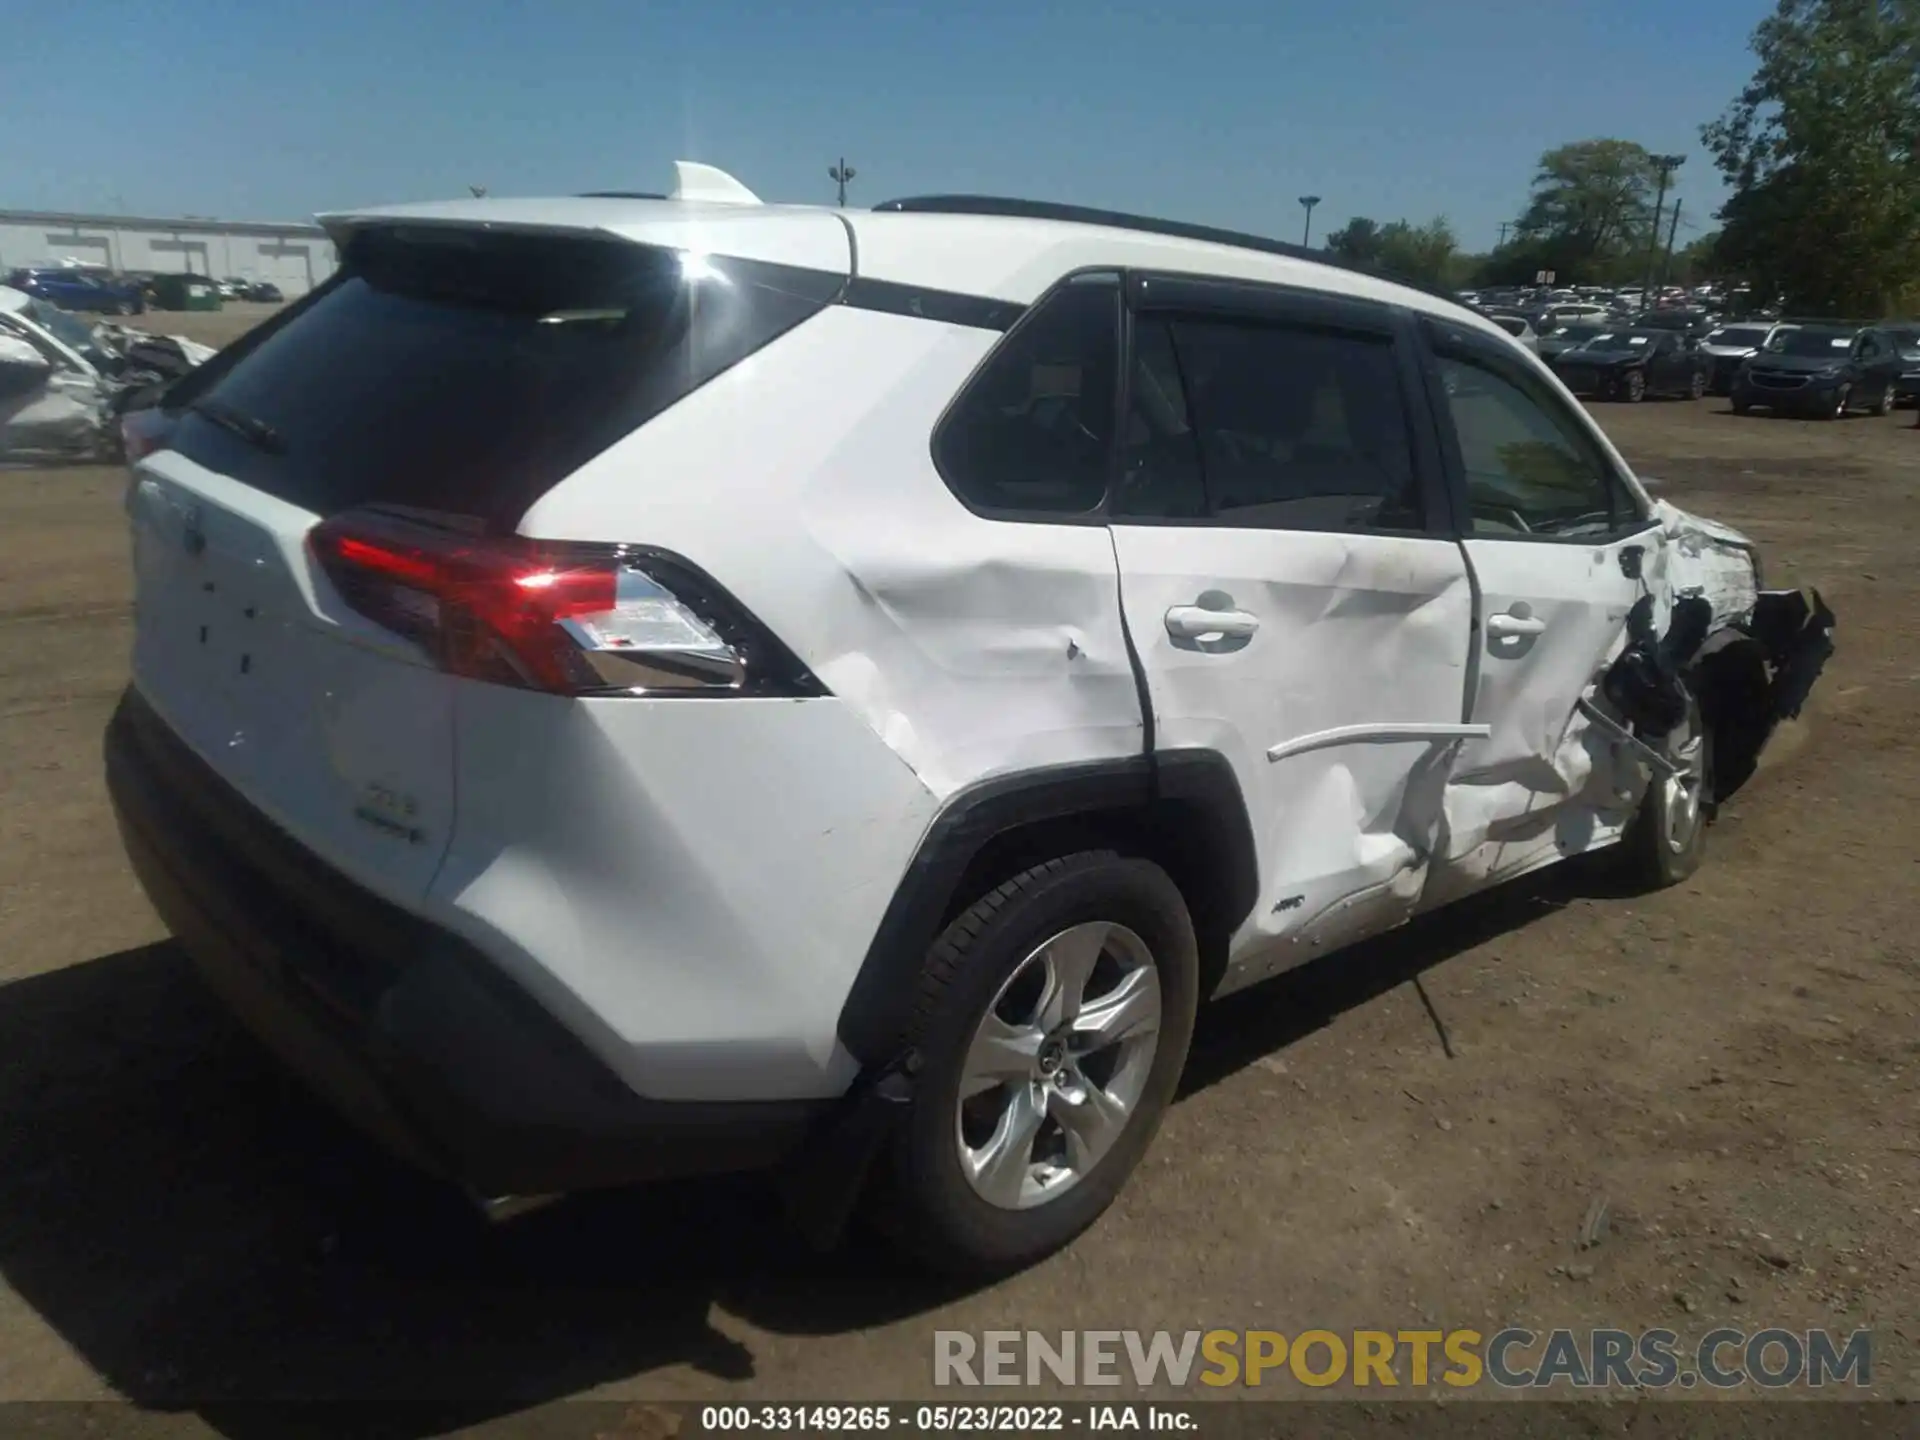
1653 498 1761 624
1423 529 1658 904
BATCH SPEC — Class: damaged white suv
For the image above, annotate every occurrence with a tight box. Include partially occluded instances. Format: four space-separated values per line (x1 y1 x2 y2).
106 165 1833 1274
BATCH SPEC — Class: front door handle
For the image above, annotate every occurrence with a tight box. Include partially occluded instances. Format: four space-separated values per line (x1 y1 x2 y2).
1487 611 1547 637
1166 605 1260 641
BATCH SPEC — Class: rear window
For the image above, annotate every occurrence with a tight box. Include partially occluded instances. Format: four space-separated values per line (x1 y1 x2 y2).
168 227 843 527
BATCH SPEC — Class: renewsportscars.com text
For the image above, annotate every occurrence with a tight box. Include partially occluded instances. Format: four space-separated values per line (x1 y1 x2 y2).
933 1327 1871 1390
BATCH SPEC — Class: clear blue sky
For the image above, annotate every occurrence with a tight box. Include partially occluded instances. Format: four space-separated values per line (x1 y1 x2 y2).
2 0 1763 252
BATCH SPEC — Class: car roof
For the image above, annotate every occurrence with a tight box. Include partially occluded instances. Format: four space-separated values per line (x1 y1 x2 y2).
319 163 1510 347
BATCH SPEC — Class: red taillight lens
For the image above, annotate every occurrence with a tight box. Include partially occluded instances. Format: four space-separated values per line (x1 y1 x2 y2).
120 409 171 464
307 508 821 698
310 510 622 691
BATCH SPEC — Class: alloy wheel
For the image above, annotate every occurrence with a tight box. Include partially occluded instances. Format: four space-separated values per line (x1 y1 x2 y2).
955 921 1163 1211
1661 719 1708 856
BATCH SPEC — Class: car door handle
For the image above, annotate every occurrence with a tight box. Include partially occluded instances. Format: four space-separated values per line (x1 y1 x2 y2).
1166 605 1260 640
1487 612 1547 637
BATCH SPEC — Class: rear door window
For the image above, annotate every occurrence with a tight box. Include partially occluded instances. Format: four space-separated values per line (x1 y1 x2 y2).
1115 314 1425 533
166 227 844 527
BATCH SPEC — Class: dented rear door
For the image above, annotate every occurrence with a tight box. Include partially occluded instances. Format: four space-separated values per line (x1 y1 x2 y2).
1109 279 1475 989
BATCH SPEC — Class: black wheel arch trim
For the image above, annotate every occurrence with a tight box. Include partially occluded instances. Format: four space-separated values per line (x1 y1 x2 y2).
835 749 1258 1068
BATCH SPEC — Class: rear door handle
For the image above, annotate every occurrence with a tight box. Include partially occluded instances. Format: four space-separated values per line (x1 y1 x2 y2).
1166 605 1260 641
1487 612 1547 637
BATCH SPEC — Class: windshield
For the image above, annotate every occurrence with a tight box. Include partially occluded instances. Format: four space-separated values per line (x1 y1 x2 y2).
1490 316 1527 336
1768 329 1854 357
1886 326 1920 351
1578 331 1653 351
1706 326 1770 347
21 298 99 355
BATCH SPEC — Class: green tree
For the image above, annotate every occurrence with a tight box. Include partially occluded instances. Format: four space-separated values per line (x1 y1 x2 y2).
1513 139 1663 277
1703 0 1920 316
1323 216 1384 265
1375 217 1459 286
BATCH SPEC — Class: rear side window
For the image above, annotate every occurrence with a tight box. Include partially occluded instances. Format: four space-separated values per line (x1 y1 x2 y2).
934 274 1121 517
168 227 843 527
1115 316 1424 532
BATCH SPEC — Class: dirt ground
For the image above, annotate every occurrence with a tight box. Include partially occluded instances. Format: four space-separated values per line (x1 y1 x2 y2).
1 333 1916 1433
132 302 284 351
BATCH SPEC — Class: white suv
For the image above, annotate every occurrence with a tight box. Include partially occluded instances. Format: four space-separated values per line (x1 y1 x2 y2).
106 165 1834 1274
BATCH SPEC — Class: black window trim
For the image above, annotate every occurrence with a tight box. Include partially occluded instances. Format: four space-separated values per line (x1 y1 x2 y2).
1105 270 1456 540
1417 317 1657 547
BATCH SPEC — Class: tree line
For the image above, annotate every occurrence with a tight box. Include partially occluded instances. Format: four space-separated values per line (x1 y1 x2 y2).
1321 0 1920 316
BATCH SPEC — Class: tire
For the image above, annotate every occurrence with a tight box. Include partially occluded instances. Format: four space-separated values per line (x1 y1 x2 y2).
1874 381 1895 417
1612 695 1713 891
878 851 1199 1276
1688 370 1706 400
115 299 134 316
1731 394 1751 415
1826 384 1851 420
1624 370 1646 403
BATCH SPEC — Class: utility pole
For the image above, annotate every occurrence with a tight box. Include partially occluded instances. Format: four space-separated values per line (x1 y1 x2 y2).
829 158 857 208
1642 153 1684 300
1497 220 1509 248
1298 194 1322 247
1660 198 1683 290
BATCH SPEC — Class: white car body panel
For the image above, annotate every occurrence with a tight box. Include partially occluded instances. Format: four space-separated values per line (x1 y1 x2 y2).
1110 525 1476 992
427 687 936 1101
519 306 1148 798
1424 531 1657 904
128 450 460 904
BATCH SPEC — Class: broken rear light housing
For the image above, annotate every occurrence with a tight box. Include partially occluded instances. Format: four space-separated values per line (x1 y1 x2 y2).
308 507 825 698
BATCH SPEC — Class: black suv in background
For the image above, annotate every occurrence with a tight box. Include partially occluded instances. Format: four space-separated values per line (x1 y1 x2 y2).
1549 327 1709 402
1731 325 1904 419
1886 324 1920 406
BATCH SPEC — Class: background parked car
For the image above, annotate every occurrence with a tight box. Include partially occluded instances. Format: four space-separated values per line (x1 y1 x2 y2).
4 267 146 316
1633 308 1717 342
1885 323 1920 405
1698 321 1795 395
1538 321 1605 360
1731 324 1903 419
241 280 283 302
1549 327 1709 402
1480 310 1540 354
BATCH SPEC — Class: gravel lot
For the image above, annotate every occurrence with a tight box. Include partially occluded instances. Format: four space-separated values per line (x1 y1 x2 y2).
1 316 1915 1429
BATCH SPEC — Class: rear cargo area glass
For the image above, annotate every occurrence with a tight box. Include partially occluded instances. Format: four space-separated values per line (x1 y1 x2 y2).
169 227 843 526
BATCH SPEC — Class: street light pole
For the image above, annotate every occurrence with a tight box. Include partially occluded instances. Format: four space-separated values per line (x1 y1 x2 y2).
1642 153 1684 301
829 158 857 208
1298 194 1322 248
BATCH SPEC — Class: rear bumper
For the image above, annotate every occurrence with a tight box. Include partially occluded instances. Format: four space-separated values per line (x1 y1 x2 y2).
104 687 828 1198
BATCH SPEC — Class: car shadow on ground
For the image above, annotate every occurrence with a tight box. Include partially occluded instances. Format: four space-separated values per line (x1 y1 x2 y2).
0 867 1596 1432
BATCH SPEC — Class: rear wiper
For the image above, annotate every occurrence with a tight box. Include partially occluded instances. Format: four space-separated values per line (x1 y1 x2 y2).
189 397 286 455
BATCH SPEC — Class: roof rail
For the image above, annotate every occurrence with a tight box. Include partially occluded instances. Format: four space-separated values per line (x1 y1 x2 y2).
870 194 1479 318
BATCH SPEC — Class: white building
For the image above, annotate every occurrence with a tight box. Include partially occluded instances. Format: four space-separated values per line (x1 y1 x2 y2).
0 208 338 295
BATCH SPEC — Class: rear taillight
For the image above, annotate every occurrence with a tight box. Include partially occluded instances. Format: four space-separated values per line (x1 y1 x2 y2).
308 508 822 697
120 408 172 465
